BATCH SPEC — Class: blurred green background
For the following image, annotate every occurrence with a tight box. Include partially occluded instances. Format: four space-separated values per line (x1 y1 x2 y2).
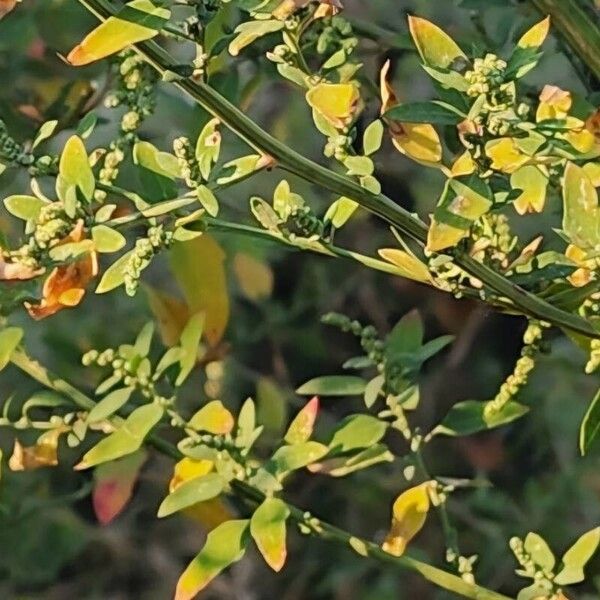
0 0 599 598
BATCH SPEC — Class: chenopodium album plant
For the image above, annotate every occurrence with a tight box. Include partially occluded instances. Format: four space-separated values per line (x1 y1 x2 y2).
0 0 600 598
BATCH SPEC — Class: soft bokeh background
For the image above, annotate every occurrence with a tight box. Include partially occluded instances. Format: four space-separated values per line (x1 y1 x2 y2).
0 0 599 598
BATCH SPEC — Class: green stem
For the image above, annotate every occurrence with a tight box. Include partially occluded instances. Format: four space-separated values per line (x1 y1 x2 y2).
529 0 600 81
74 0 600 339
8 347 512 600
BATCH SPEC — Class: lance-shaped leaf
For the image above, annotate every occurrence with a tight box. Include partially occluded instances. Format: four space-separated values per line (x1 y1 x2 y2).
189 400 235 435
4 195 47 221
268 441 328 475
196 118 221 180
580 386 600 455
517 16 551 49
176 312 205 386
377 248 433 284
67 0 171 66
285 397 319 444
0 327 23 371
75 403 163 470
554 527 600 585
250 497 290 572
96 250 135 294
56 136 94 202
407 15 466 69
87 386 135 423
296 375 366 396
175 520 249 600
328 414 387 453
308 444 394 477
158 472 225 518
92 450 147 525
382 482 433 556
228 20 284 56
562 161 600 251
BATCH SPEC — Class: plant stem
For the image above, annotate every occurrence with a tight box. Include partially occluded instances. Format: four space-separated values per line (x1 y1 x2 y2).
9 347 512 600
73 0 600 339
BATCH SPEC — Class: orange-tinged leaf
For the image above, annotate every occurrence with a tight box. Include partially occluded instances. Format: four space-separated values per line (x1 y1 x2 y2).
169 234 229 347
250 497 290 572
175 520 249 600
518 16 551 48
67 0 171 66
284 396 319 444
306 82 360 129
93 450 147 525
0 0 17 19
189 400 235 434
233 253 274 301
382 482 433 557
407 15 466 68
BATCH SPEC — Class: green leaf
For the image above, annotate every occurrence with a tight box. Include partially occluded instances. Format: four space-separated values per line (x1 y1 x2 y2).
554 527 600 585
91 225 126 253
386 310 424 359
175 520 249 600
22 390 71 416
296 375 366 396
134 321 155 357
195 118 221 180
524 532 555 571
196 185 219 217
133 141 180 179
236 398 258 449
408 15 466 68
96 250 135 294
308 444 393 477
324 197 358 229
56 135 94 203
76 403 163 469
432 399 529 436
0 327 23 371
268 441 328 475
87 387 135 423
422 65 469 91
363 120 384 156
157 472 225 518
343 156 374 177
3 195 47 221
250 498 290 572
329 414 387 453
580 386 600 455
228 20 284 56
48 239 94 262
32 120 58 149
176 313 204 386
384 101 463 125
77 112 98 139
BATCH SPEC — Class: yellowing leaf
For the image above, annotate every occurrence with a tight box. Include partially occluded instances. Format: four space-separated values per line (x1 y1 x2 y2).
8 429 64 471
408 15 466 68
565 129 597 154
189 400 235 435
67 0 171 66
175 520 249 600
57 135 94 202
284 396 319 445
377 248 432 283
228 20 284 57
450 151 476 177
250 497 290 572
233 253 274 301
145 285 190 347
583 162 600 187
306 82 360 129
427 219 465 252
382 482 433 557
485 138 529 173
518 16 551 48
565 244 592 287
169 235 229 346
511 166 548 214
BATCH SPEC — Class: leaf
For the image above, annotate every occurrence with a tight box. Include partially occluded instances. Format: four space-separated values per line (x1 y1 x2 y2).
562 161 600 251
524 532 555 571
268 441 328 475
92 450 147 525
285 397 319 445
32 120 58 149
296 375 366 396
56 136 94 202
385 101 463 125
407 15 466 68
87 387 135 423
158 472 225 518
228 20 284 56
377 248 432 283
75 403 163 470
324 197 359 229
554 527 600 585
236 398 258 450
511 166 548 215
308 444 394 477
343 156 374 177
257 377 288 438
328 414 387 453
189 400 235 435
363 120 384 156
382 482 432 556
250 497 290 572
169 235 230 346
432 399 529 437
306 82 360 128
67 0 171 66
175 520 249 600
4 195 47 221
176 313 205 386
91 225 126 253
233 253 274 301
145 285 190 346
0 327 23 371
195 118 221 180
196 185 219 217
133 141 180 179
96 250 135 294
580 386 600 455
517 16 551 48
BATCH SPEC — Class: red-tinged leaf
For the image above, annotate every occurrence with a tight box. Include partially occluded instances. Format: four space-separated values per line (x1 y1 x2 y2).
93 450 147 525
250 497 290 572
284 397 319 444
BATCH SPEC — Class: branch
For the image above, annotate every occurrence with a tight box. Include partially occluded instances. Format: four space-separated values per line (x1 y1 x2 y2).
9 347 513 600
74 0 600 340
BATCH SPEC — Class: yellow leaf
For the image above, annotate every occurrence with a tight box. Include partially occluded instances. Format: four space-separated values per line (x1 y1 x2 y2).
306 82 360 129
169 234 229 347
565 245 593 287
485 138 529 173
565 129 596 154
377 248 433 284
426 218 466 252
382 482 433 557
145 285 190 347
233 253 274 301
189 400 235 435
518 16 551 48
511 165 548 214
408 15 466 68
450 151 476 177
583 162 600 187
67 0 171 66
